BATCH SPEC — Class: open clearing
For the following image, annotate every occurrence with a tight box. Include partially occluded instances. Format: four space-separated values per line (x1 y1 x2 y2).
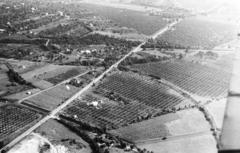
137 133 217 153
206 98 227 129
166 109 211 136
21 64 81 80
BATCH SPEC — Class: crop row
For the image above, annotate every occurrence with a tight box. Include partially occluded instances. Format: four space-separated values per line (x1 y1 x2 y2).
0 105 40 140
132 57 233 98
98 72 185 109
63 100 153 129
157 18 238 49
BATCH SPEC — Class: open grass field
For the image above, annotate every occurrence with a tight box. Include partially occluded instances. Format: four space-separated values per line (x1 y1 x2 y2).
98 71 187 109
137 133 217 153
166 109 211 136
2 88 41 101
0 77 34 98
23 84 79 111
79 3 168 35
157 17 238 49
21 64 87 89
35 119 91 153
0 58 46 74
21 64 82 80
206 98 227 129
30 80 54 90
132 53 233 98
109 113 179 142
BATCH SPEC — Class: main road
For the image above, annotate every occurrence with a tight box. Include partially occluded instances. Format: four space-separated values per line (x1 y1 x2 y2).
0 20 180 152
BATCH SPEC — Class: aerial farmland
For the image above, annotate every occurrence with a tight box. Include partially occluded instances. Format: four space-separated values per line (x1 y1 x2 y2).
0 0 239 153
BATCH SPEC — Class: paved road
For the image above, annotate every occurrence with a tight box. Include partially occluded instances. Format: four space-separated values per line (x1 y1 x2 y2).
0 21 179 152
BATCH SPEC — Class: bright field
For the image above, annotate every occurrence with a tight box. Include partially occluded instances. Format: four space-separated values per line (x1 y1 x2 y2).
206 98 227 129
137 133 217 153
166 109 211 136
109 113 179 142
158 17 238 49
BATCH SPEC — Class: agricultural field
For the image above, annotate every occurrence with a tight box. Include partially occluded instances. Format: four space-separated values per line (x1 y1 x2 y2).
206 98 227 129
109 113 179 142
0 76 34 98
132 53 234 98
79 3 168 35
23 84 79 111
35 119 92 153
20 64 88 89
157 17 239 49
45 67 88 85
20 64 80 80
0 104 42 147
98 71 188 109
0 58 46 74
62 97 158 130
166 109 211 136
137 133 217 153
0 59 45 97
2 88 41 101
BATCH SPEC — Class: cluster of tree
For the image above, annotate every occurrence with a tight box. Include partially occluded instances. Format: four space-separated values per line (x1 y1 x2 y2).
58 117 154 153
0 34 141 49
58 119 107 153
119 54 170 66
67 78 84 87
142 41 187 49
6 65 32 86
38 21 86 37
193 51 219 60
